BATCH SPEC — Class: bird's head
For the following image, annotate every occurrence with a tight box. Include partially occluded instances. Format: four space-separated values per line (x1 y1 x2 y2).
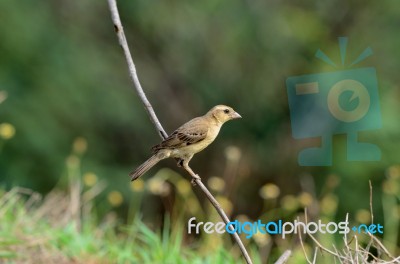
207 105 242 124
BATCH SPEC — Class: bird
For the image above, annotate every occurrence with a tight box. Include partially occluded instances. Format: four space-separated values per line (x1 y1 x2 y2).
129 105 241 182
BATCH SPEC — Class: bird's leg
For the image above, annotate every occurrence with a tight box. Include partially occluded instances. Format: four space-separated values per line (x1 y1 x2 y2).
182 157 201 185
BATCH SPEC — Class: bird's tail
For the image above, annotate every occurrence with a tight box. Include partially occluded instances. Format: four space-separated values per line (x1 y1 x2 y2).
129 154 161 181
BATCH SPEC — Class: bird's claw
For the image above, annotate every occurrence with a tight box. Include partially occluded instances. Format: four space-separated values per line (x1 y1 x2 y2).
176 159 183 167
191 174 201 186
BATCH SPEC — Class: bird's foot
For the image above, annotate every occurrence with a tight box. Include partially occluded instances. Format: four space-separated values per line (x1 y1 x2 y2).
191 174 201 186
176 159 184 167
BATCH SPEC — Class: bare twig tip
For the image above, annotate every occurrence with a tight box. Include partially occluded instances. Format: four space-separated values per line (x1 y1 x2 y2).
274 250 292 264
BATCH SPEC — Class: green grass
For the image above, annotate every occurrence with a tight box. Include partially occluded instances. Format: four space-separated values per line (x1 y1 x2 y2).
2 186 398 264
1 149 398 263
0 187 250 264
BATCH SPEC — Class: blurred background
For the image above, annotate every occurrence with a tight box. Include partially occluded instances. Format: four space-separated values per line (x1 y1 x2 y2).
0 0 399 262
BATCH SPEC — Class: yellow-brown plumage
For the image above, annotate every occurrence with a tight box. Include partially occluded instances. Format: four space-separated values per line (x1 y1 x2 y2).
130 105 241 181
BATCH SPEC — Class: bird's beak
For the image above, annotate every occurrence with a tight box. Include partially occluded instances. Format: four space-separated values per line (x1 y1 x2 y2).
231 111 242 119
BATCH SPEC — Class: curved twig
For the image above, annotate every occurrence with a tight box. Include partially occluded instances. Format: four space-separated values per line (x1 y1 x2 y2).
107 1 167 140
274 250 292 264
106 1 252 263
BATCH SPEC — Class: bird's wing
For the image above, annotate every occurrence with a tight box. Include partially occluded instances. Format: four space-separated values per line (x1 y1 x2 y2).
152 117 208 151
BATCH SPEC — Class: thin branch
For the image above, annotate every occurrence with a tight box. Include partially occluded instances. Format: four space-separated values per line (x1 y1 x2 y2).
106 0 253 263
303 210 348 262
312 247 318 264
369 180 374 224
343 213 352 257
274 250 292 264
309 234 348 261
107 0 167 140
368 233 395 260
297 214 312 264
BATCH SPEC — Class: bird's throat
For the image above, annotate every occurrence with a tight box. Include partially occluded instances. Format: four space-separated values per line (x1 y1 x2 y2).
211 113 224 125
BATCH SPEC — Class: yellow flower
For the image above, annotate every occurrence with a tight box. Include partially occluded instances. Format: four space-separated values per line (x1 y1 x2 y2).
73 137 87 154
236 214 251 223
130 179 145 192
83 172 97 187
208 177 225 192
147 178 171 196
108 191 123 207
259 183 280 199
382 179 399 195
320 194 338 215
253 231 270 247
386 165 400 179
0 123 15 140
355 209 371 224
224 146 241 161
281 195 298 211
298 192 313 207
176 180 191 195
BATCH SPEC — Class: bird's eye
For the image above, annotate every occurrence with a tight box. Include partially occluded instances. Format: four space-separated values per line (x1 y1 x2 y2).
224 109 230 114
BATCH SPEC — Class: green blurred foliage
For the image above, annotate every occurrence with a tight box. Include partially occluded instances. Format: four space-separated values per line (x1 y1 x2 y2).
0 0 400 252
